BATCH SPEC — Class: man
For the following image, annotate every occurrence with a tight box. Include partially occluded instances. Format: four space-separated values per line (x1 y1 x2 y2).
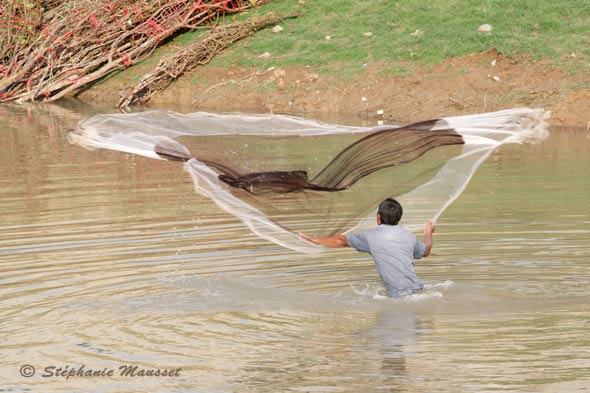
299 198 435 298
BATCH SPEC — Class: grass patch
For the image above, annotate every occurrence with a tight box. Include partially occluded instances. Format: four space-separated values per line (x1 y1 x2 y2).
379 64 415 78
444 67 471 78
501 89 533 104
257 80 278 91
566 80 590 92
190 75 204 85
106 0 590 86
207 0 590 77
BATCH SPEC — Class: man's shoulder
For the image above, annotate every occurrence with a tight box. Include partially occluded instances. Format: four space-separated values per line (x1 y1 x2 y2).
397 225 414 234
399 225 420 239
347 228 375 240
350 225 413 239
377 224 407 233
379 225 418 240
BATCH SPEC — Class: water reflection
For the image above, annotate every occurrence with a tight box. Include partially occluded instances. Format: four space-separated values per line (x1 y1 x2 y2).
369 309 422 389
0 104 589 392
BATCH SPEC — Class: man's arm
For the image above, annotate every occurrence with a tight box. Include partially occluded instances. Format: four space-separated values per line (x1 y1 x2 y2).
423 220 435 257
298 233 349 248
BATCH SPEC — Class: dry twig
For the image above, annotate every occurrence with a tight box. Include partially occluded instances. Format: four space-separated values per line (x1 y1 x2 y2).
118 12 296 107
0 0 265 103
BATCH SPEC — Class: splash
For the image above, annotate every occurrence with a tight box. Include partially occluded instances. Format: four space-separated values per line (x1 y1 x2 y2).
350 281 452 302
69 108 549 253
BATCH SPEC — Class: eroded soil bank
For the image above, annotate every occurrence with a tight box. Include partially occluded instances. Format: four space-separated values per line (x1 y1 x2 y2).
80 50 590 127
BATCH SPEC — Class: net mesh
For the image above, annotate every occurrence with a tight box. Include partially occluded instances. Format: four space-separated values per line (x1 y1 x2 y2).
69 108 550 253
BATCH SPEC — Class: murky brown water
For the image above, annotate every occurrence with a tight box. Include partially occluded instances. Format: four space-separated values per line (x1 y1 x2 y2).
1 103 589 392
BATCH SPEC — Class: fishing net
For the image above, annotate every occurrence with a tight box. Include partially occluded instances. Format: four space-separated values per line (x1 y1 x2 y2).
69 108 550 253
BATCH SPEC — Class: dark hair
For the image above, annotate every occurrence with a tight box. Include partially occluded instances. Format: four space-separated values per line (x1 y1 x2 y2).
154 126 464 194
378 198 403 225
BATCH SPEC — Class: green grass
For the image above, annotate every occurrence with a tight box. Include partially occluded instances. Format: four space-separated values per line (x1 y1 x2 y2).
444 67 471 78
257 80 278 91
204 0 590 77
383 64 416 78
501 89 534 104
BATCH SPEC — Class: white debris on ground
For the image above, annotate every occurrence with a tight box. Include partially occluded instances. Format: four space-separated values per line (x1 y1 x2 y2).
478 24 493 32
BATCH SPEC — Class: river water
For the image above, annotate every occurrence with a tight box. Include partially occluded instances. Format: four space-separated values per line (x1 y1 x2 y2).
1 103 589 392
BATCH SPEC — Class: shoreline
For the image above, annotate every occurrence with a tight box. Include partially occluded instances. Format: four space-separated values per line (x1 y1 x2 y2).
78 50 589 128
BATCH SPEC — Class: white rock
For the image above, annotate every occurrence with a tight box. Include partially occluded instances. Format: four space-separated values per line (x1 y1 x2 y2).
272 25 283 33
478 24 492 32
377 109 384 115
363 32 373 37
410 29 424 37
304 72 319 82
361 96 367 102
258 52 271 59
324 35 332 42
491 59 497 67
492 75 500 81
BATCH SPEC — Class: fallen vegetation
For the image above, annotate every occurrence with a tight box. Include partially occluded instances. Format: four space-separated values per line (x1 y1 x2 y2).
0 0 265 103
118 12 297 107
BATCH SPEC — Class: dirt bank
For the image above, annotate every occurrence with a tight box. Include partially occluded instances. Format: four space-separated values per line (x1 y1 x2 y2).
80 50 590 127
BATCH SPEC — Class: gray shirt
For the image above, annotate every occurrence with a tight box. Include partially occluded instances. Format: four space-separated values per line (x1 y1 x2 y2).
347 225 426 298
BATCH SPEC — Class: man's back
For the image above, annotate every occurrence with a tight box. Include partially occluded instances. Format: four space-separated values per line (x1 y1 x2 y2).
347 225 426 298
299 198 434 298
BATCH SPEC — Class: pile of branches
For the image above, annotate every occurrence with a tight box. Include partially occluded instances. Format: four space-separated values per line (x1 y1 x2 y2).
118 12 296 107
0 0 265 103
1 1 43 67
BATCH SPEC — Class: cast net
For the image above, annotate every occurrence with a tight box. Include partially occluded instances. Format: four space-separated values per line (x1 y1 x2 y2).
69 108 550 253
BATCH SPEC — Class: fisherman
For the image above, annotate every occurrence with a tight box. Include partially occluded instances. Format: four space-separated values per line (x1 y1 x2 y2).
299 198 435 298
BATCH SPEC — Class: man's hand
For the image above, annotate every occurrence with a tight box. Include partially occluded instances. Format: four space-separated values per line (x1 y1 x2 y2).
298 233 349 248
423 220 435 257
424 220 436 236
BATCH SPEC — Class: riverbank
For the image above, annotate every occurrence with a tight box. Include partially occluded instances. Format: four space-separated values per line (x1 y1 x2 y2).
79 49 589 127
78 0 590 127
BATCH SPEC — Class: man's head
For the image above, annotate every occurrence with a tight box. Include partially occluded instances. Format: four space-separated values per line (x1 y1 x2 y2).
377 198 403 225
